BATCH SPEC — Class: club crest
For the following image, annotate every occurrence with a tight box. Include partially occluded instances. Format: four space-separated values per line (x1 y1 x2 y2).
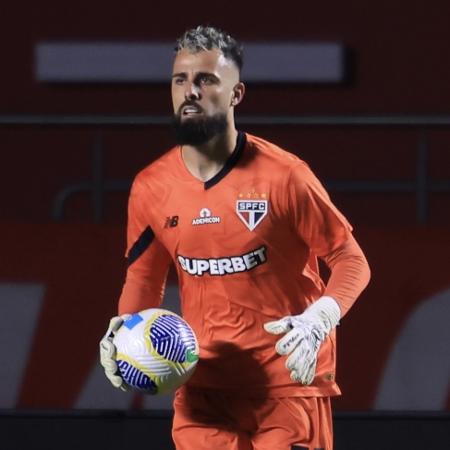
236 200 268 231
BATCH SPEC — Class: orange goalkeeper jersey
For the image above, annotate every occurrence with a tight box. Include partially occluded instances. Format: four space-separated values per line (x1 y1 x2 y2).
118 132 361 397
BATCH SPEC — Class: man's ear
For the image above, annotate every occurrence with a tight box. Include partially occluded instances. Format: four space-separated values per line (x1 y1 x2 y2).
231 82 246 106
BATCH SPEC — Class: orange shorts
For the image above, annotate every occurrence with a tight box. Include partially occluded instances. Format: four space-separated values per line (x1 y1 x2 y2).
172 386 333 450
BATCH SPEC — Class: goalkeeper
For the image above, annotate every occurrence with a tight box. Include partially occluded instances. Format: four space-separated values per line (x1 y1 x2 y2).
100 25 370 450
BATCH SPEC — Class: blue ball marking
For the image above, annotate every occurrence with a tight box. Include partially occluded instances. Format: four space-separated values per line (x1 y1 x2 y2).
150 315 197 363
123 313 143 330
117 359 157 394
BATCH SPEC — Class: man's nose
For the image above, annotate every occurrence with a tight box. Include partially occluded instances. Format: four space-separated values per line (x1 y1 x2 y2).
184 82 201 101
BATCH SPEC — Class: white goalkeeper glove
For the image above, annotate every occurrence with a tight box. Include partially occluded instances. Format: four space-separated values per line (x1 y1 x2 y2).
263 296 341 385
99 314 131 391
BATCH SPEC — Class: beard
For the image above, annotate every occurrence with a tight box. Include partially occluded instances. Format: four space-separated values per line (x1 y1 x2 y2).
172 112 228 146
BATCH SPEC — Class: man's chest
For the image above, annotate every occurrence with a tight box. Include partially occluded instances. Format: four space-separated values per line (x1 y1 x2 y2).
146 180 289 259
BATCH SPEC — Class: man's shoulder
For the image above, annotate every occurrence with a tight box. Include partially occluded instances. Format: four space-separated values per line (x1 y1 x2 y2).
134 145 179 184
245 132 309 172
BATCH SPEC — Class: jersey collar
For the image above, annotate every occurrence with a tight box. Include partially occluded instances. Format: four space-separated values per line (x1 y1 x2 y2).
204 131 246 190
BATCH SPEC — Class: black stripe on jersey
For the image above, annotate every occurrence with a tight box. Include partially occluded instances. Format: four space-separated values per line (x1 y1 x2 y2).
126 226 155 267
204 131 246 190
291 446 308 450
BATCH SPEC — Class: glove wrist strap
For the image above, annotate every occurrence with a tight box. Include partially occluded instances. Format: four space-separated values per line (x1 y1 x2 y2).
301 296 341 336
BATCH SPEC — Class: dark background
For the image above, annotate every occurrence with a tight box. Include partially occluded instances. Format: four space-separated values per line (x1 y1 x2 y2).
0 1 449 448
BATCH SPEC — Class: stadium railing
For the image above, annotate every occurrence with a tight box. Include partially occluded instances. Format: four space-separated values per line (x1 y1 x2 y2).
1 114 450 223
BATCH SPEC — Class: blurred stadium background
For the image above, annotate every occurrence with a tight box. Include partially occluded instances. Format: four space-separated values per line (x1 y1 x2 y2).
0 1 449 449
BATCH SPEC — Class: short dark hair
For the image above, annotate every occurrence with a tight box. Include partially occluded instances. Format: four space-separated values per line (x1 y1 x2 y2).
175 25 243 73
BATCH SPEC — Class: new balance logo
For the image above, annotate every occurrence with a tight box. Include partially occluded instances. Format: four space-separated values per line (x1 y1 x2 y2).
164 216 179 228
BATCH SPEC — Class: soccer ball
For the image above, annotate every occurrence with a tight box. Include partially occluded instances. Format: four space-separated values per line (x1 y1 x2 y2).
113 308 199 395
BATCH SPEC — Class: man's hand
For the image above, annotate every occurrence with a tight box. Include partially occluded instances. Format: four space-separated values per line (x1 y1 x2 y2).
264 296 340 385
99 314 131 391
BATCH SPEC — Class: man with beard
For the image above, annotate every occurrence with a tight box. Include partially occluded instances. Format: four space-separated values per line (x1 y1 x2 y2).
100 26 371 450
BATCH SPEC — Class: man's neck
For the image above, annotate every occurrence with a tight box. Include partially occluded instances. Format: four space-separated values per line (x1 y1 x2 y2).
181 128 238 182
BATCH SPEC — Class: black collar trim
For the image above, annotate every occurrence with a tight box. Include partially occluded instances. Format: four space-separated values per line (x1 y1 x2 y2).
204 131 246 190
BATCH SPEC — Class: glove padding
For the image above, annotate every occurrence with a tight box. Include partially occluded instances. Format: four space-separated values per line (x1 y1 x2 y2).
99 314 131 391
264 296 340 385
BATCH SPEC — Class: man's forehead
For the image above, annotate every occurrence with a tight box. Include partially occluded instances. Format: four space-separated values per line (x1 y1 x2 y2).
172 48 235 74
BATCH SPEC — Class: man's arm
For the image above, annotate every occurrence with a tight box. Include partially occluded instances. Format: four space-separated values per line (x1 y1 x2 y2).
118 235 172 314
321 233 371 316
265 162 370 384
100 177 172 390
264 235 370 384
119 177 173 313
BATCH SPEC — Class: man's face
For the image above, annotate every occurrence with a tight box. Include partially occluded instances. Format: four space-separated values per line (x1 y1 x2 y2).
171 48 243 145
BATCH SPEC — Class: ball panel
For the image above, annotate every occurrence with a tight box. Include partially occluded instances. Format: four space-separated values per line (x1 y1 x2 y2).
113 308 199 395
148 314 198 363
116 355 158 394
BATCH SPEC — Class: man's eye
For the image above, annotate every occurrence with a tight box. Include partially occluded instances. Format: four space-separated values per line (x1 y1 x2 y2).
200 76 213 84
174 78 185 85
